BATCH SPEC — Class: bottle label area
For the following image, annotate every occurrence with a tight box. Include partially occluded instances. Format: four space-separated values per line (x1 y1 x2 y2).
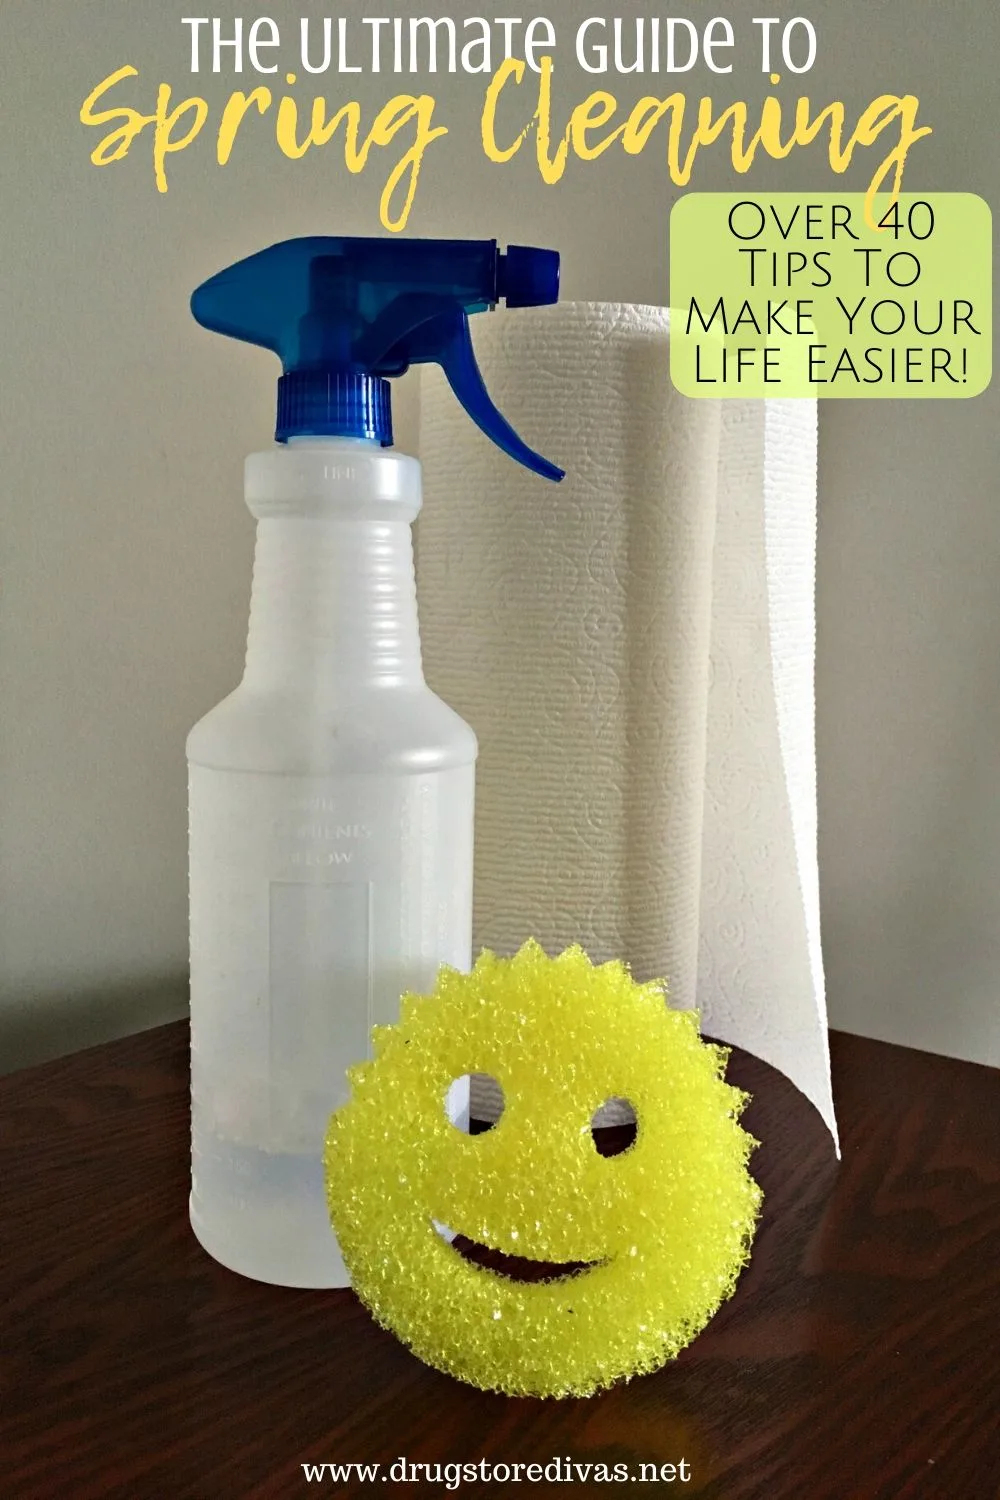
268 878 373 1109
189 763 474 1159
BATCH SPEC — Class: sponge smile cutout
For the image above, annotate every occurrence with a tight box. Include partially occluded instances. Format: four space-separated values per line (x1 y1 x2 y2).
433 1219 606 1284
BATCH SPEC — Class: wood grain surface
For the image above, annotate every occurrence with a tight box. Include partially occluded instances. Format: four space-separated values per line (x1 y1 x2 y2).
1 1022 998 1500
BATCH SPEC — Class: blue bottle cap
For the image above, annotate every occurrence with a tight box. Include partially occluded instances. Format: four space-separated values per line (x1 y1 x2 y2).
191 237 564 481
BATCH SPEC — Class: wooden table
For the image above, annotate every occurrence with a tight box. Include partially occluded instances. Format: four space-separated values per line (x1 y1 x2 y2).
1 1023 998 1499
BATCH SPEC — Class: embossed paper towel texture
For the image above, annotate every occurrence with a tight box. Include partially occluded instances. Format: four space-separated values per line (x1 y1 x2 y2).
416 304 836 1144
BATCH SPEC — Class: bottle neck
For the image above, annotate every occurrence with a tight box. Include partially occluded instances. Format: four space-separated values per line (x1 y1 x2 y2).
242 515 424 695
241 438 425 697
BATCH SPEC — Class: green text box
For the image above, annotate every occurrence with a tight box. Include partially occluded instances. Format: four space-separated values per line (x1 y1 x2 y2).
669 193 991 398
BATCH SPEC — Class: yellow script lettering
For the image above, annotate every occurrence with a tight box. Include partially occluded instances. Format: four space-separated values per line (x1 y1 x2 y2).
80 66 155 165
152 85 208 193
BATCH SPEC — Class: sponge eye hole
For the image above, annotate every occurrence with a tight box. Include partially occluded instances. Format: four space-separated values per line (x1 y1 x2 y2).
443 1082 639 1152
591 1098 638 1157
445 1073 505 1133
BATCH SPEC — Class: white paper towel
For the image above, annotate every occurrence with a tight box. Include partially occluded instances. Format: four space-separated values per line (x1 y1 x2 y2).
416 304 837 1146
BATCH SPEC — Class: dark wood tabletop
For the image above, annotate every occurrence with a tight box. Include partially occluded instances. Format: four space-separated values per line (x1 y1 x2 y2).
1 1022 998 1500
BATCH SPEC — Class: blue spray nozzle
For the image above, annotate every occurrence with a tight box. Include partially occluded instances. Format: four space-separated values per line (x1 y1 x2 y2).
190 237 564 481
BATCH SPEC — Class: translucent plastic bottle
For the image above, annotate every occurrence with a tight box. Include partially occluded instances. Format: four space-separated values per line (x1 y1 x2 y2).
185 236 563 1288
188 438 476 1287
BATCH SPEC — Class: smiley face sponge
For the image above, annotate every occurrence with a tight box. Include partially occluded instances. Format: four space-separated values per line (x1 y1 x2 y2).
324 940 761 1398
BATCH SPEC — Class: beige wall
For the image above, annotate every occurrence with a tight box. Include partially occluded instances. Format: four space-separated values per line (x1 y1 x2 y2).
1 1 997 1070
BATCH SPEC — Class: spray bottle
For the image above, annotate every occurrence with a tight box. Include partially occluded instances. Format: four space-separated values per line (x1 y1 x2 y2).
186 237 563 1288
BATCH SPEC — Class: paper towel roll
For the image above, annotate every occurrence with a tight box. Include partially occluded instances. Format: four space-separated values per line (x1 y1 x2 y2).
416 304 836 1146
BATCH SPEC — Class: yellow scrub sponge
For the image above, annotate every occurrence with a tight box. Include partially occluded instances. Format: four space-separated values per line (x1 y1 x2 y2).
324 940 761 1398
